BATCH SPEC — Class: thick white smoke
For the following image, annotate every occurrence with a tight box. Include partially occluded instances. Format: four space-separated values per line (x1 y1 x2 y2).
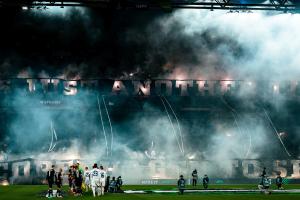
155 10 300 80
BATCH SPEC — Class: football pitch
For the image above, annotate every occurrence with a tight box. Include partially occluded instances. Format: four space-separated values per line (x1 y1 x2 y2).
1 185 300 200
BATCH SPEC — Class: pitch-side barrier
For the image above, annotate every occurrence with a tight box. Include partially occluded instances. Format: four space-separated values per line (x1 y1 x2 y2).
124 189 300 194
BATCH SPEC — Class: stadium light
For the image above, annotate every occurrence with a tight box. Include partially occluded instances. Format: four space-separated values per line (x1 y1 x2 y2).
226 133 232 137
0 180 9 186
188 154 195 160
279 132 287 138
22 6 29 10
107 167 114 172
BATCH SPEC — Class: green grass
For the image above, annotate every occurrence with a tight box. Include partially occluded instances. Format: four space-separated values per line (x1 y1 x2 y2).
1 185 300 200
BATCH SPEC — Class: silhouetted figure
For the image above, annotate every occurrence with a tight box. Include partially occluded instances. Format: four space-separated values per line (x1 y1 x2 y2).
116 176 123 192
46 165 55 197
109 177 117 193
258 176 271 194
68 166 73 191
203 174 209 189
260 167 267 186
192 169 198 187
261 167 267 177
177 175 186 195
74 165 83 196
104 176 110 192
276 173 283 189
55 168 63 197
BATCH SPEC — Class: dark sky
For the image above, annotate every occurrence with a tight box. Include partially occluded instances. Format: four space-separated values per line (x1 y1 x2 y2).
0 7 244 79
0 7 170 78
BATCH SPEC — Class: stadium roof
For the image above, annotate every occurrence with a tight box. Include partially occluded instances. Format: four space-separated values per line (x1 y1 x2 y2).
0 0 300 12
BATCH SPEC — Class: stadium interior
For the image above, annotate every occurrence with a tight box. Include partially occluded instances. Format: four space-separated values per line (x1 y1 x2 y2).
0 1 300 199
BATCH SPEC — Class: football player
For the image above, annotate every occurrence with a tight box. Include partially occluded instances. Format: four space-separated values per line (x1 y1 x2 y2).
55 168 63 197
116 176 123 192
68 166 73 192
84 167 91 192
99 165 107 196
90 163 101 197
276 173 283 189
74 165 83 196
192 169 198 187
46 165 56 197
104 176 110 192
177 175 185 195
109 177 116 193
258 175 272 194
203 174 209 189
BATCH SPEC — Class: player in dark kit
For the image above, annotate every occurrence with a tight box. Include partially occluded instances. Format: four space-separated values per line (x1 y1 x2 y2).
258 175 272 194
46 165 56 197
260 167 267 186
71 165 77 193
192 169 198 187
261 167 267 177
203 174 209 189
177 175 186 195
74 165 83 196
55 168 63 197
116 176 123 192
68 166 73 191
105 176 110 192
109 177 117 193
276 173 283 189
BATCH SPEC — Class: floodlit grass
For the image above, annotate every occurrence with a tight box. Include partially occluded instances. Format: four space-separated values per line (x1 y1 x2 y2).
1 185 300 200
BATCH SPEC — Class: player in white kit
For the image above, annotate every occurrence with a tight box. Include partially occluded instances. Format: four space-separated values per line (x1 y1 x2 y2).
90 163 101 197
98 165 107 196
84 167 91 192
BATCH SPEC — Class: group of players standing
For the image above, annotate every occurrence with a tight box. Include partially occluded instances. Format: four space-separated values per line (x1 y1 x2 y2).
258 167 284 193
84 163 107 197
177 167 284 195
191 169 209 189
46 162 123 198
83 164 123 196
177 169 210 195
46 164 285 197
46 165 63 198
